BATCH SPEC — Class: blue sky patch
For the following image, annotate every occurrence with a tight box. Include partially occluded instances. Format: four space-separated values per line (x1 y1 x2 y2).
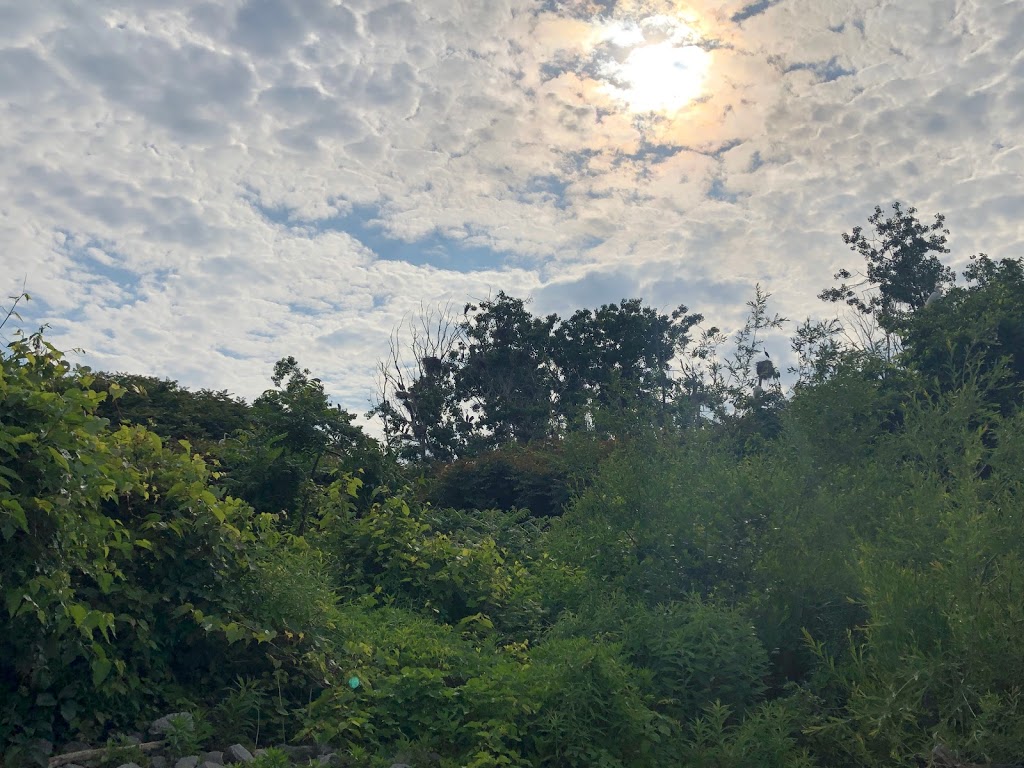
57 234 143 308
731 0 784 23
708 177 741 203
785 56 855 82
251 198 511 272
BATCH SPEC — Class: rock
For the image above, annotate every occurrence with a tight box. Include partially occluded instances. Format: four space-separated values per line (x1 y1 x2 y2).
61 741 91 754
253 749 267 757
224 744 254 764
174 758 200 768
318 755 343 767
116 764 143 768
201 763 224 768
200 751 224 765
390 764 413 768
151 757 169 768
280 745 318 761
151 712 194 736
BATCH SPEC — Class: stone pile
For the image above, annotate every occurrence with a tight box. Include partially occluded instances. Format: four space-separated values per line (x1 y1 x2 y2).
45 712 413 768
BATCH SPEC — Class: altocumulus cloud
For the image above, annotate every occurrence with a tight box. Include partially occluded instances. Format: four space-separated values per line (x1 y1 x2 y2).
1 0 1022 417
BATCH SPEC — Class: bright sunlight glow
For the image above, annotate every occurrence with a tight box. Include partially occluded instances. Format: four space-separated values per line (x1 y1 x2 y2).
595 15 712 114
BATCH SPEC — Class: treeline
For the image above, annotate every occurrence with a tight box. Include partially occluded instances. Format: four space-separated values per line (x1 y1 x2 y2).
2 202 1024 767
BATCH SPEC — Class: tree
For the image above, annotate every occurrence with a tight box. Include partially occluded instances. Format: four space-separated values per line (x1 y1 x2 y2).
223 357 368 530
88 373 251 450
371 304 465 463
819 202 955 335
552 299 703 430
902 254 1024 413
457 293 559 449
681 286 786 423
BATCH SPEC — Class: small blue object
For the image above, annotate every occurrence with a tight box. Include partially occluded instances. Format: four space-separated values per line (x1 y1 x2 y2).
348 676 360 689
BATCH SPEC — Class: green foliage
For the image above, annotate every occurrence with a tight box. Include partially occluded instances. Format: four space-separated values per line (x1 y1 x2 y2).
552 597 770 726
320 484 526 625
221 356 384 529
98 733 148 768
621 600 769 723
5 224 1024 768
458 292 560 448
1 331 344 755
163 712 213 760
550 432 763 604
88 372 251 449
551 298 703 430
250 747 293 768
508 637 675 767
427 439 594 517
211 678 265 747
375 293 709 459
820 201 955 331
812 395 1024 765
242 532 340 634
902 253 1024 413
298 602 478 752
681 700 815 768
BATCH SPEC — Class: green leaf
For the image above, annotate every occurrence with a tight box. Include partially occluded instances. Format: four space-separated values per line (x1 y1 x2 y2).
91 651 112 686
223 622 248 644
60 699 79 724
47 445 70 471
1 498 28 533
5 589 24 617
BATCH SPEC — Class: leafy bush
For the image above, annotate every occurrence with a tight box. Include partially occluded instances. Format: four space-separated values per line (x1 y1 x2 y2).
622 599 769 723
552 596 769 725
319 485 524 625
0 332 332 756
549 433 763 605
428 440 579 517
681 700 815 768
163 711 214 760
299 602 478 753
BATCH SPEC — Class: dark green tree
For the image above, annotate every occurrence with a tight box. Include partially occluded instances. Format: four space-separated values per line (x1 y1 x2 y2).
552 299 703 429
89 373 251 449
902 254 1024 413
457 293 559 449
819 202 955 333
223 357 369 530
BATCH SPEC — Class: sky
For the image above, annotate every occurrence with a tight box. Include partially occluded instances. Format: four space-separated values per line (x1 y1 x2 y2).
1 0 1022 421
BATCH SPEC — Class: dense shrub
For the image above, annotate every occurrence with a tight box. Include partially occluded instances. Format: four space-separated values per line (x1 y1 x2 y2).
5 253 1024 768
1 333 342 759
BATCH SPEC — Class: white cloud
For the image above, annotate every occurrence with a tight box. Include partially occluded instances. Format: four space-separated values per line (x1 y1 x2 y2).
1 0 1022 423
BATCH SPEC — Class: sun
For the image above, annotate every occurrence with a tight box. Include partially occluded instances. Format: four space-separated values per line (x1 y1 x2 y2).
594 15 712 114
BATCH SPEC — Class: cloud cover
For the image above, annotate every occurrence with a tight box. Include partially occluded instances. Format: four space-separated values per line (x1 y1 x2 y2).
1 0 1021 415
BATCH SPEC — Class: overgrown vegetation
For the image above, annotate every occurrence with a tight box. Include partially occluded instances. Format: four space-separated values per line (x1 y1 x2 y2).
2 202 1023 767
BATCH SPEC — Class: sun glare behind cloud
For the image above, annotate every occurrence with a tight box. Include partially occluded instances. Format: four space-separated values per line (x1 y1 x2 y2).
595 15 712 114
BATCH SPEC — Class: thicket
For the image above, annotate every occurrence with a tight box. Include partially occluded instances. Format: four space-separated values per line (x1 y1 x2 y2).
2 203 1023 767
